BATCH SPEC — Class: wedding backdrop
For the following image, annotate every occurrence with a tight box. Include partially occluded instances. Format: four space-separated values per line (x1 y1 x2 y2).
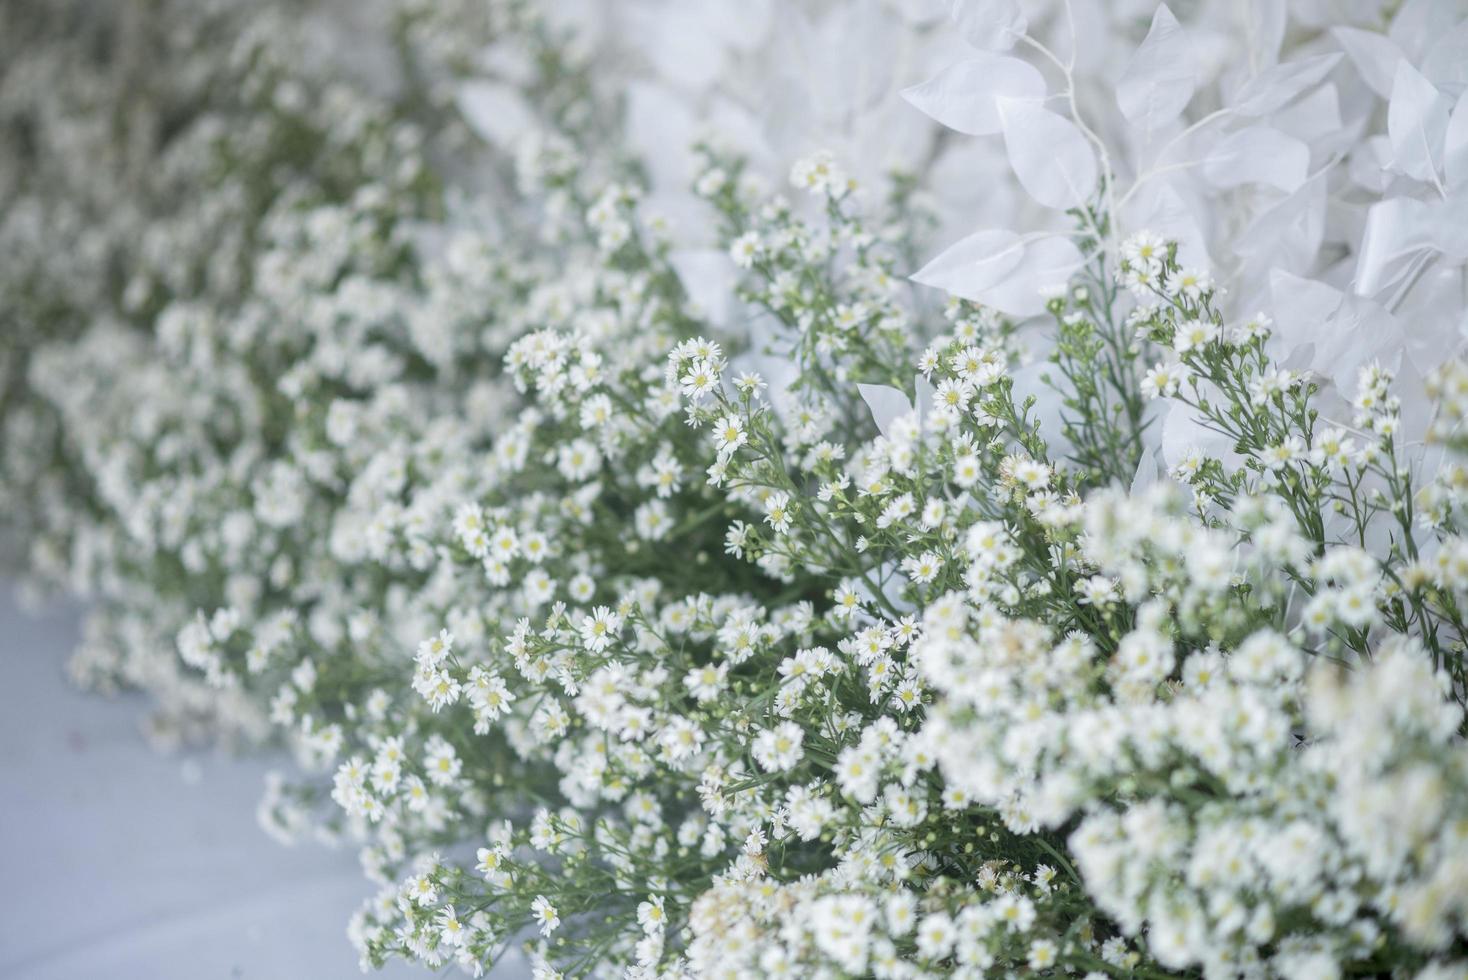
3 0 1468 977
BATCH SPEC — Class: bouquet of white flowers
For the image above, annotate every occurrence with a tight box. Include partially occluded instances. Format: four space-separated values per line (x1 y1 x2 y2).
5 0 1468 977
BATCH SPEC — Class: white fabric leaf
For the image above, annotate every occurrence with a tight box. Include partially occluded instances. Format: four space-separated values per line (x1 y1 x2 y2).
910 229 1025 299
857 384 914 438
997 98 1098 210
455 81 535 149
1331 27 1406 99
951 0 1027 52
1387 59 1450 182
1445 89 1468 190
901 55 1045 135
1116 4 1196 130
1231 53 1342 116
1201 125 1309 191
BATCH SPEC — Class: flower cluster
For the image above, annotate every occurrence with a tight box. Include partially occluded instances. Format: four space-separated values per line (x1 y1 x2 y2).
5 1 1468 979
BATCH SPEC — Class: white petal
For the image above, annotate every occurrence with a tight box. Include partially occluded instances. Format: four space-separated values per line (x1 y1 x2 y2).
1231 52 1342 116
901 55 1046 136
997 98 1098 210
1116 4 1196 130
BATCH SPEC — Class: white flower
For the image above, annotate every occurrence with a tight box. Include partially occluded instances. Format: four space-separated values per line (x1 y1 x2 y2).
637 895 666 935
752 722 805 772
1141 361 1190 399
713 414 747 458
531 895 560 936
763 491 793 534
579 606 623 653
729 231 761 269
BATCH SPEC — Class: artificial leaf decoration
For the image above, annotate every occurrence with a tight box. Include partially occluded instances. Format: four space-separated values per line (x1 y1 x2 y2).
901 55 1045 135
1387 59 1451 182
1421 19 1468 95
1353 196 1439 299
1445 89 1468 190
950 0 1027 52
1201 125 1310 191
857 384 913 438
1231 52 1342 116
997 98 1098 210
910 228 1026 298
975 235 1085 316
910 231 1083 317
455 81 535 149
1331 26 1406 99
1116 4 1196 130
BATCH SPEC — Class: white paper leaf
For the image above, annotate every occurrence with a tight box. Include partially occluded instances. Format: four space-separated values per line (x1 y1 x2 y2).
1231 52 1342 116
1388 0 1460 62
1352 197 1438 299
1331 27 1406 99
1268 271 1405 392
972 235 1085 316
858 384 913 438
1116 4 1196 130
1445 89 1468 190
1201 125 1309 191
626 82 698 194
1244 0 1286 69
1421 18 1468 95
914 374 936 423
1160 401 1238 472
901 55 1046 135
1272 84 1342 146
1429 193 1468 259
669 249 737 324
1387 59 1450 182
910 229 1025 299
997 98 1098 210
910 232 1083 318
1234 173 1327 279
456 81 535 149
951 0 1027 52
1123 180 1210 268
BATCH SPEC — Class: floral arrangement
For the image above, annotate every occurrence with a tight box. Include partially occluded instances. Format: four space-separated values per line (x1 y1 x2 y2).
5 0 1468 977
